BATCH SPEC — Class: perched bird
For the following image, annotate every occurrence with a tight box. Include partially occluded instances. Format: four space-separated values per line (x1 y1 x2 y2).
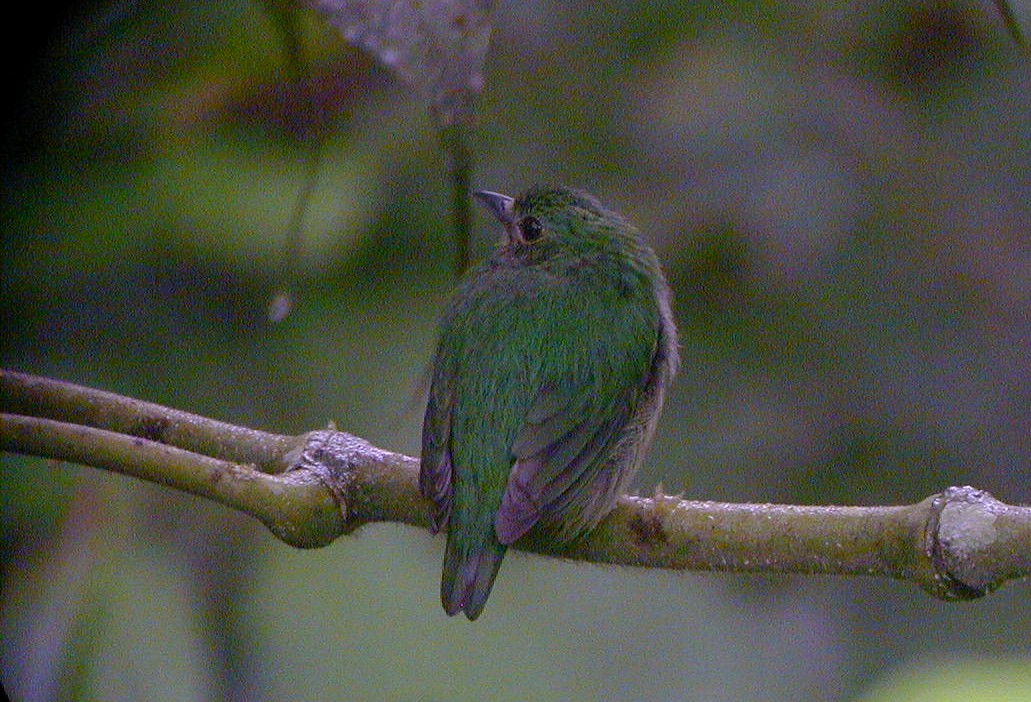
420 185 678 620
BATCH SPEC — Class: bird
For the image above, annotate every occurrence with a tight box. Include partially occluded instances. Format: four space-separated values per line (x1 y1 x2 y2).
419 185 678 620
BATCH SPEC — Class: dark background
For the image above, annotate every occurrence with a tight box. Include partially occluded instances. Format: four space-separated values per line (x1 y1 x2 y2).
2 1 1029 700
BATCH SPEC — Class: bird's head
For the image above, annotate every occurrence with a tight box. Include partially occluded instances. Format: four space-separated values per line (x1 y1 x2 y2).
474 185 635 265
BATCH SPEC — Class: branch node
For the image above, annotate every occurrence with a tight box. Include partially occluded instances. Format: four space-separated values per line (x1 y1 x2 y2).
5 370 1029 596
924 485 1004 600
289 429 396 535
287 430 349 527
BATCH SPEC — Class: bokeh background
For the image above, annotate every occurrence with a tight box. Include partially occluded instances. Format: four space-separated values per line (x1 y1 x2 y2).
2 1 1029 700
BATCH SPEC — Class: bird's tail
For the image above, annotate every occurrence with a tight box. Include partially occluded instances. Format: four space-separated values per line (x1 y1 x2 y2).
441 530 507 620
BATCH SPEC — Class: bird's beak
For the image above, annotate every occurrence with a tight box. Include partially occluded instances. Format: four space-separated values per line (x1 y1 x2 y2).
473 190 515 226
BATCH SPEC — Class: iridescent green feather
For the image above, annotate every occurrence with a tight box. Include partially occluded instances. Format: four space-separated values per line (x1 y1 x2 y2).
420 185 678 620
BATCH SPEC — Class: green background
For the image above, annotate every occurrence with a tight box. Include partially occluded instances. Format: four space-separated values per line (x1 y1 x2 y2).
2 1 1029 700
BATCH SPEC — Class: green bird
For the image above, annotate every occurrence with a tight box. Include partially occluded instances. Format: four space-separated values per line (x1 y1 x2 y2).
420 185 678 620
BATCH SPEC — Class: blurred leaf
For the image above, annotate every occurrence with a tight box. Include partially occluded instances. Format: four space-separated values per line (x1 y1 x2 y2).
307 0 491 276
857 657 1031 702
310 0 494 125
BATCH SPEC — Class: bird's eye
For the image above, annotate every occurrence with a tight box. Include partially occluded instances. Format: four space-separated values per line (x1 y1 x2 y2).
518 216 543 242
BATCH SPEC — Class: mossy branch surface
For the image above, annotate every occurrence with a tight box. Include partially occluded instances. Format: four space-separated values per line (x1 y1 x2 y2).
2 369 1028 599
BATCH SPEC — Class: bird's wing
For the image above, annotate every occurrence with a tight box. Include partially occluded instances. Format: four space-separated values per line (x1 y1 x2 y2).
419 378 455 533
494 309 660 545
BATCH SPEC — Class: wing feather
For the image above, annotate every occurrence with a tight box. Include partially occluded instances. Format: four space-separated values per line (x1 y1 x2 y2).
494 339 656 545
419 382 455 533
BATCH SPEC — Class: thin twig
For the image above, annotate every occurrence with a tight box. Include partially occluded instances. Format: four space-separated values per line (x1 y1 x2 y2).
440 121 473 276
1 370 294 471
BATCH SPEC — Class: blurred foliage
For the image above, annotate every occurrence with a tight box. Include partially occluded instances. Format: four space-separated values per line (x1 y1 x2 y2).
856 656 1031 701
2 1 1029 701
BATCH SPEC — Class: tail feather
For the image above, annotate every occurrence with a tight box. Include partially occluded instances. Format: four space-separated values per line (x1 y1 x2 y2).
441 534 507 620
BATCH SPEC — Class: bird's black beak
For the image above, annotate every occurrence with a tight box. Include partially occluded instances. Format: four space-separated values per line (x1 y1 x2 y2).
473 190 515 226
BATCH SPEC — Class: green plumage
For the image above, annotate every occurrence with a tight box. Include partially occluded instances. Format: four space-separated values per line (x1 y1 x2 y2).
420 185 678 620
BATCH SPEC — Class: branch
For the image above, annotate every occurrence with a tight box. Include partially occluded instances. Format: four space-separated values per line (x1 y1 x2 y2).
2 369 1028 600
1 369 295 471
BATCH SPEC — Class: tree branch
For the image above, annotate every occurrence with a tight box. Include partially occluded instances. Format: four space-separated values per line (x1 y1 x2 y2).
0 369 295 471
2 369 1028 599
